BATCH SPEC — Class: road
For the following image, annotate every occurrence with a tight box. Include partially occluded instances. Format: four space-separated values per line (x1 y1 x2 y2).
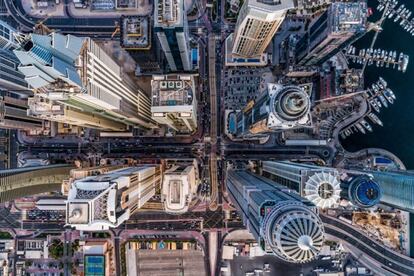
5 0 216 37
208 231 218 276
208 34 219 211
322 214 414 275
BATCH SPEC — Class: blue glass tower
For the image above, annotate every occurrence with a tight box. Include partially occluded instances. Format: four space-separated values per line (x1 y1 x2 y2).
367 170 414 213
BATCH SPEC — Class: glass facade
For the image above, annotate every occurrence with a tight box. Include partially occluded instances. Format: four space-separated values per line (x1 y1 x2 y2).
164 29 184 71
369 170 414 212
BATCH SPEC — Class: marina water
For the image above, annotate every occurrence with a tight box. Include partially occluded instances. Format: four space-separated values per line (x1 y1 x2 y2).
342 0 414 169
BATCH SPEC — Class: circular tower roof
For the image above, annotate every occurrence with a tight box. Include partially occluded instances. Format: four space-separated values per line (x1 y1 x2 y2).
271 86 310 122
304 171 341 209
262 201 324 263
347 175 382 208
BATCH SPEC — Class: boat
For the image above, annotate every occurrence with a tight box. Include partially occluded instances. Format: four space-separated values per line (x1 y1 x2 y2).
392 51 397 68
370 99 380 112
379 95 388 108
394 13 401 22
379 77 387 88
377 80 384 90
396 4 404 14
386 9 392 17
355 123 366 134
385 59 390 68
383 89 395 104
375 98 382 108
368 50 374 65
402 54 409 73
360 119 373 132
340 132 347 140
372 83 380 93
387 88 396 100
398 52 404 71
368 113 383 127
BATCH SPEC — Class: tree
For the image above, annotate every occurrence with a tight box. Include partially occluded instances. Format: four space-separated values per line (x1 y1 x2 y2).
49 239 64 259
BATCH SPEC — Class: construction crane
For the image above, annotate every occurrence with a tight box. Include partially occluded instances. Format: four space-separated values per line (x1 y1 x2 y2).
34 15 52 35
111 21 120 39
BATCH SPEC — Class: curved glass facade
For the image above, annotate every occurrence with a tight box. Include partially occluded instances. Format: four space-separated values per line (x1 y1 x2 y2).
369 170 414 212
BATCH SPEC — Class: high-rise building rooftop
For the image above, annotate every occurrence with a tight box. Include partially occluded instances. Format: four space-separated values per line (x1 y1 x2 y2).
66 166 161 231
154 0 191 71
161 163 198 213
151 74 197 132
13 32 155 130
262 161 383 209
226 169 325 263
296 1 367 66
228 83 312 138
120 16 151 50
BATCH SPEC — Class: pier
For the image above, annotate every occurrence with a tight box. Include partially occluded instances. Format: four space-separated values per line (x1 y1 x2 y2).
361 2 390 74
345 48 409 73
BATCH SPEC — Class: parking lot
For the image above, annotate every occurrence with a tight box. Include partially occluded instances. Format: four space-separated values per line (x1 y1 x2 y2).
222 68 272 110
26 210 65 222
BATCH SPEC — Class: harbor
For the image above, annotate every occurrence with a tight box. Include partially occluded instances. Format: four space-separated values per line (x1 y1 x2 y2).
340 77 395 139
343 0 414 168
378 0 414 35
345 46 409 73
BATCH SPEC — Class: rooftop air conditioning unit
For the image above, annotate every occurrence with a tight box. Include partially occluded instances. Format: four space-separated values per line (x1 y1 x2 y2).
160 81 168 89
175 81 183 88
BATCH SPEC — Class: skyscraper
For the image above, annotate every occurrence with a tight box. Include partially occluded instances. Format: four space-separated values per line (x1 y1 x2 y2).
13 32 154 131
154 0 191 71
226 169 324 263
0 20 17 50
120 16 162 75
261 161 383 209
362 170 414 213
161 163 197 214
151 74 197 133
0 164 72 203
0 21 30 94
0 91 46 134
295 1 367 66
66 166 161 230
228 83 311 138
231 0 294 58
0 49 30 93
